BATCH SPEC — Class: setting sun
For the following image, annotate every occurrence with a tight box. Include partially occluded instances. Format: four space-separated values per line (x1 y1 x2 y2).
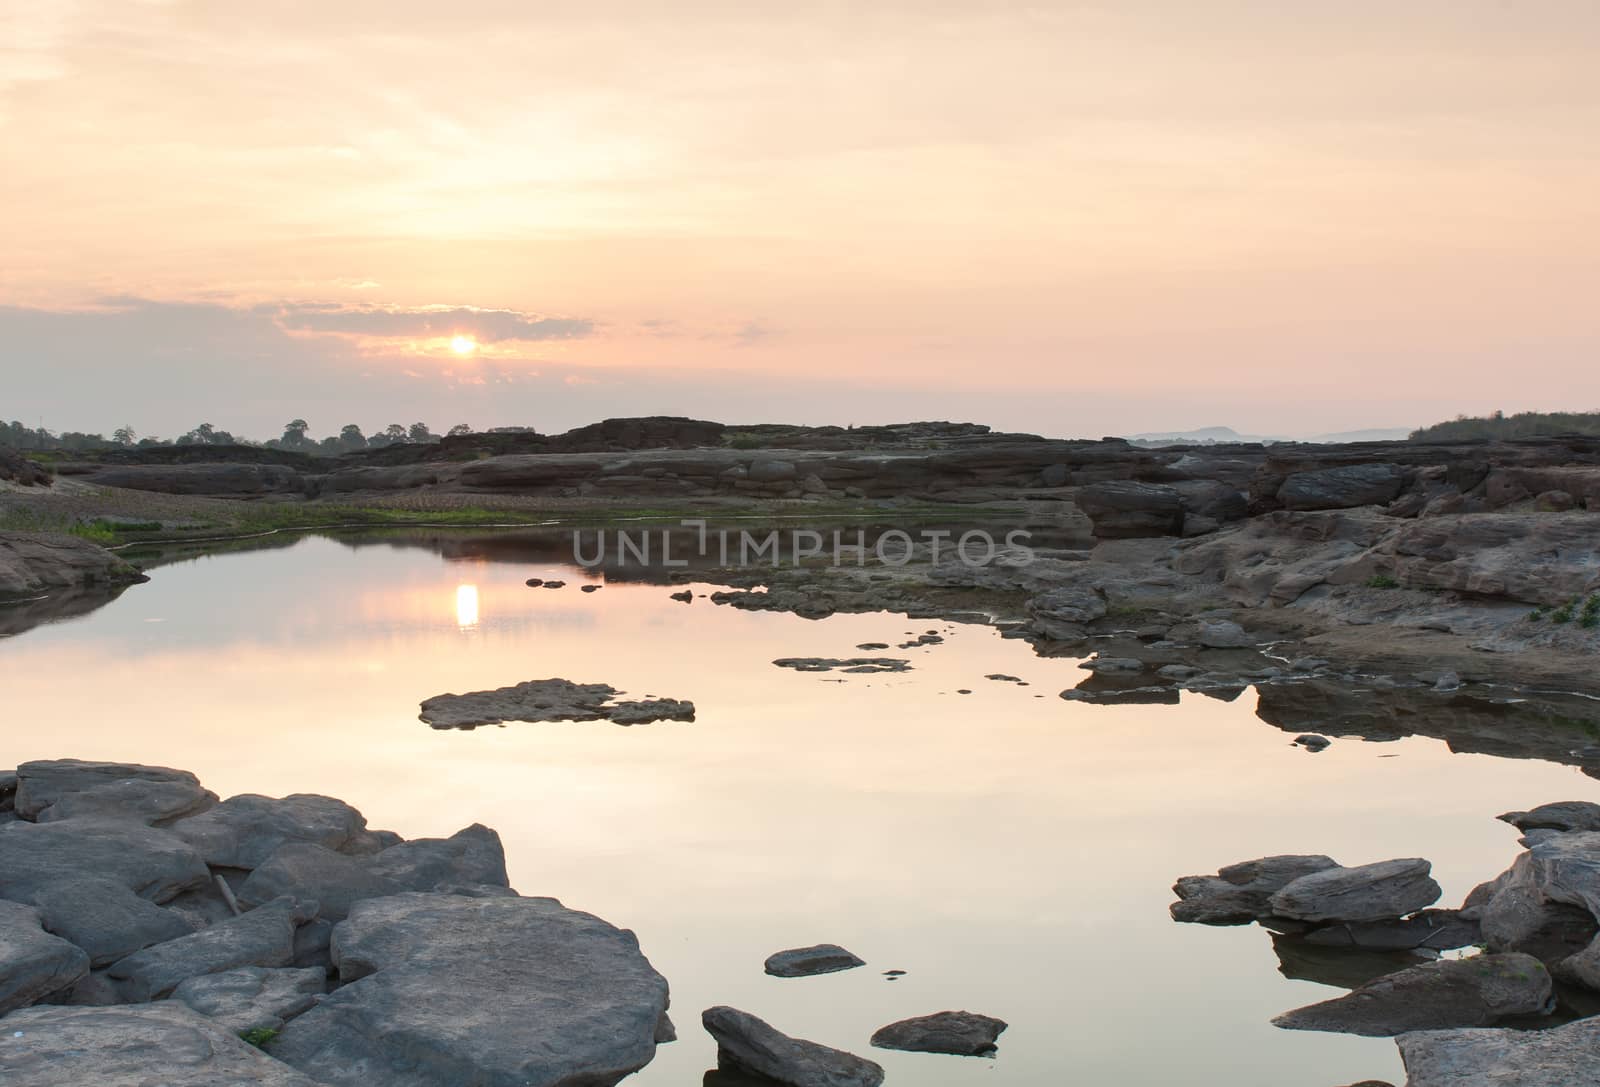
449 334 477 356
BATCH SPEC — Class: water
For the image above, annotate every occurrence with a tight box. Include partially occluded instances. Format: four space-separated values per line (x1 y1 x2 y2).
5 529 1599 1085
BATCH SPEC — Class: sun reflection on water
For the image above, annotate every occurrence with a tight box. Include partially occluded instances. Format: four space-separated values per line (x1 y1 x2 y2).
455 583 480 629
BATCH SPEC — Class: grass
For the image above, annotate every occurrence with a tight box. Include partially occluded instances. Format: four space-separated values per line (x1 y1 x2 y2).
1365 574 1400 589
239 1027 279 1048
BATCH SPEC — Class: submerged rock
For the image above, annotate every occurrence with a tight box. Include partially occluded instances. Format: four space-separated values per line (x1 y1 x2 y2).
1271 952 1552 1036
701 1005 884 1087
1397 1015 1600 1086
772 658 911 674
763 944 865 978
1171 855 1340 925
269 893 671 1087
1269 858 1442 923
419 678 695 729
870 1010 1007 1056
0 1002 322 1085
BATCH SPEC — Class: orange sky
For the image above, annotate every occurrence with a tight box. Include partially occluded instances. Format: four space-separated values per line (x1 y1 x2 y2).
4 2 1599 438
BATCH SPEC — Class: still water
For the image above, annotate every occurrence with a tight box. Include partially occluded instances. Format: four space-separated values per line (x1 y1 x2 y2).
5 530 1598 1085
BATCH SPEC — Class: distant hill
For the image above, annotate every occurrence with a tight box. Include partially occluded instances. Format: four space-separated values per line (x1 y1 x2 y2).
1124 425 1411 446
1409 411 1600 442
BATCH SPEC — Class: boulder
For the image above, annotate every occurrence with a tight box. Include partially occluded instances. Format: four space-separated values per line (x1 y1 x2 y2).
238 844 404 921
1397 1015 1600 1086
869 1010 1008 1056
0 900 90 1015
0 534 147 600
13 759 205 822
1197 619 1253 648
763 944 865 978
172 794 378 869
268 893 670 1087
367 824 511 892
35 777 218 826
1499 801 1600 834
1026 585 1108 640
701 1006 884 1087
1385 514 1600 607
1277 464 1407 510
747 459 799 483
0 819 210 904
29 878 193 967
0 1002 323 1086
1271 953 1552 1036
171 965 328 1034
108 896 316 1001
1171 855 1340 925
1269 859 1442 923
1075 481 1184 538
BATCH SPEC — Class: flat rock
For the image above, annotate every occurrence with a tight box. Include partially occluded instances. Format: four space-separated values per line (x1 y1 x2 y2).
1171 855 1340 925
1398 1015 1600 1086
172 794 379 869
1277 463 1407 510
239 844 404 921
0 1002 323 1086
772 658 911 674
1269 858 1442 923
13 759 205 822
1272 953 1551 1036
702 1005 884 1087
870 1010 1007 1056
1197 619 1254 648
269 893 670 1087
0 818 210 904
419 678 695 729
1301 909 1481 952
1499 801 1600 834
763 944 865 978
1080 657 1144 674
108 896 316 1001
172 965 328 1034
34 776 217 827
0 900 90 1015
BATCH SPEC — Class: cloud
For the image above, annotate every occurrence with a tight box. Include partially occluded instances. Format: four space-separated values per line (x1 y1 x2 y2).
271 302 593 343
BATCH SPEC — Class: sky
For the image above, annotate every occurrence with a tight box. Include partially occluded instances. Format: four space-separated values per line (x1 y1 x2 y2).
4 1 1599 441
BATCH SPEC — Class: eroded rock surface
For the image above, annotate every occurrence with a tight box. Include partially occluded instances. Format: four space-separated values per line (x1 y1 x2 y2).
1398 1015 1600 1086
171 965 327 1034
419 678 695 729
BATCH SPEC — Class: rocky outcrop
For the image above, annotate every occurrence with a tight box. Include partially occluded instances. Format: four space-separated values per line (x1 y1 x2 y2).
0 446 50 486
1271 953 1552 1036
763 944 865 978
1397 1015 1600 1086
171 793 394 869
870 1010 1008 1055
419 678 695 729
701 1006 884 1087
0 533 148 601
1171 855 1340 925
1277 464 1408 511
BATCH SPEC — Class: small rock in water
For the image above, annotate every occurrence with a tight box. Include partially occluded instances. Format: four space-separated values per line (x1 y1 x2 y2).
1171 855 1340 925
772 658 911 674
1080 657 1144 675
669 590 693 602
702 1006 883 1087
420 678 695 729
541 580 566 589
870 1010 1008 1056
956 689 972 695
524 578 543 587
580 584 601 593
764 944 865 978
1433 671 1462 691
984 674 1027 684
1295 734 1332 752
855 643 890 650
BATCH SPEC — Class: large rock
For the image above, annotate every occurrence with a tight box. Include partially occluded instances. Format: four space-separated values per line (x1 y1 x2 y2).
701 1006 884 1087
1500 801 1600 834
870 1010 1007 1056
1397 1015 1600 1086
29 878 192 967
0 818 210 904
0 1002 323 1086
1277 464 1407 510
1075 481 1185 538
108 896 316 1001
238 844 404 921
36 777 218 826
1300 909 1481 952
0 534 147 600
172 966 328 1034
1268 859 1442 923
1026 584 1108 640
763 944 865 978
368 823 510 891
172 794 383 869
1272 953 1552 1036
0 901 89 1015
419 678 695 730
13 759 205 822
268 893 670 1087
1171 855 1340 925
1386 513 1600 606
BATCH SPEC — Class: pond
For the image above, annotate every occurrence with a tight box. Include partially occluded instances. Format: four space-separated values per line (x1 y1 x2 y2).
5 527 1598 1085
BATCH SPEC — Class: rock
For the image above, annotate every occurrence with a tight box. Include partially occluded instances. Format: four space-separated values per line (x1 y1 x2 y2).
1075 481 1185 538
1026 585 1108 639
13 759 205 821
1171 855 1340 925
238 844 404 921
172 966 328 1034
525 577 544 586
1295 734 1332 752
747 459 799 483
1432 671 1461 692
763 944 865 978
1081 657 1144 675
542 580 566 589
29 878 193 967
35 777 218 826
0 770 15 812
1269 859 1442 923
0 818 210 904
108 896 316 1001
1397 1014 1600 1086
1301 909 1481 952
1271 952 1552 1036
1277 464 1407 510
772 657 911 674
869 1010 1007 1056
1197 619 1253 648
418 678 695 729
1536 489 1576 512
0 1002 323 1085
367 824 511 892
172 794 379 869
0 900 90 1015
701 1006 884 1087
1499 801 1600 834
669 589 693 602
269 893 670 1087
1386 513 1600 607
0 533 147 601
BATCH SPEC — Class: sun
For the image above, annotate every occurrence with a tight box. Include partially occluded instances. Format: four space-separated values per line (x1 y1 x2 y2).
449 334 478 356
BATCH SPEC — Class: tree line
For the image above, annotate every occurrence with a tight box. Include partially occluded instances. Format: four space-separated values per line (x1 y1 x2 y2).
0 419 480 454
1409 411 1600 442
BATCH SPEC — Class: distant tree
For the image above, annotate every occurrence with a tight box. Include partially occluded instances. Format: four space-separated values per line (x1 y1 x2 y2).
318 435 341 453
446 423 473 438
383 423 408 444
337 424 368 451
186 423 216 445
408 422 435 443
112 425 137 446
278 419 312 449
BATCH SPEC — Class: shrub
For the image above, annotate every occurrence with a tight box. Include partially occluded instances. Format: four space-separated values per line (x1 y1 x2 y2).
1366 574 1400 589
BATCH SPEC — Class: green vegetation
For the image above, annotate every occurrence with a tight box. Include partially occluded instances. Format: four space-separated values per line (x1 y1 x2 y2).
723 432 765 450
1411 410 1600 442
1365 574 1400 589
239 1027 279 1048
